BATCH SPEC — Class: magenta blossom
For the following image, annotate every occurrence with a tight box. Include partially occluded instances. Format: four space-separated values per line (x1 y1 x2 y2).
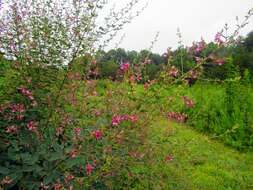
167 112 187 123
6 125 18 134
112 115 121 126
17 87 34 100
73 127 81 136
10 103 25 113
129 115 138 122
195 40 206 54
65 175 75 182
69 149 78 158
169 66 179 77
214 32 224 45
27 121 37 131
86 163 94 176
92 130 103 140
120 62 130 72
182 96 195 108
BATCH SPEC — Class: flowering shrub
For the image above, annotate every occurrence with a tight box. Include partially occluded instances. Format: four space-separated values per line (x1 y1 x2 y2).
1 0 253 189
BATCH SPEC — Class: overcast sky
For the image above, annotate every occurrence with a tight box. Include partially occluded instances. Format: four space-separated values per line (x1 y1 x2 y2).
107 0 253 54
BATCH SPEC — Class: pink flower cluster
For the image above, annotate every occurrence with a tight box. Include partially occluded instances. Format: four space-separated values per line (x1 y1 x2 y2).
194 40 206 54
188 40 206 55
73 127 81 136
214 32 224 45
86 163 94 176
5 125 18 134
17 87 37 106
10 103 25 113
167 112 187 123
112 114 138 126
65 174 75 182
27 121 37 132
69 149 78 158
168 66 179 77
120 62 130 72
91 130 103 140
10 103 25 120
129 74 142 83
182 96 195 108
18 87 34 100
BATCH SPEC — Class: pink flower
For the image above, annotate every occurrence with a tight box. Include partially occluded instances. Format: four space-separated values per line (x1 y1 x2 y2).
65 175 75 182
121 115 129 121
92 130 103 140
165 154 173 162
194 40 206 54
214 32 224 45
144 83 150 90
86 163 94 176
167 112 187 123
130 75 136 83
6 125 18 134
16 114 24 121
129 115 138 122
73 127 81 136
182 96 195 108
91 59 97 65
10 103 25 113
93 110 101 117
18 87 34 100
69 149 78 158
112 115 121 126
136 74 142 82
120 62 130 72
169 66 179 77
27 121 37 131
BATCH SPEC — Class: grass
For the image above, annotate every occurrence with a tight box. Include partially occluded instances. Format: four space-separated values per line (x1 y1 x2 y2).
132 118 253 190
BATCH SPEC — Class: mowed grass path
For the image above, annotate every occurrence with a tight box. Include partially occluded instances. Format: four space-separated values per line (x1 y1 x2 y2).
133 118 253 190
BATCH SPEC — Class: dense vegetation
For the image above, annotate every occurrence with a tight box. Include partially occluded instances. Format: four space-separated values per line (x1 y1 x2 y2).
0 0 253 189
95 31 253 82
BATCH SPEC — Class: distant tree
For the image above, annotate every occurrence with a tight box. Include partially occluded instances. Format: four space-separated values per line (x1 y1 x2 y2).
99 60 119 79
243 31 253 51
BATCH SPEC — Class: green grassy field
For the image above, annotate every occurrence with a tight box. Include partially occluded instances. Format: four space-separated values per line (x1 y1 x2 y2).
132 118 253 190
